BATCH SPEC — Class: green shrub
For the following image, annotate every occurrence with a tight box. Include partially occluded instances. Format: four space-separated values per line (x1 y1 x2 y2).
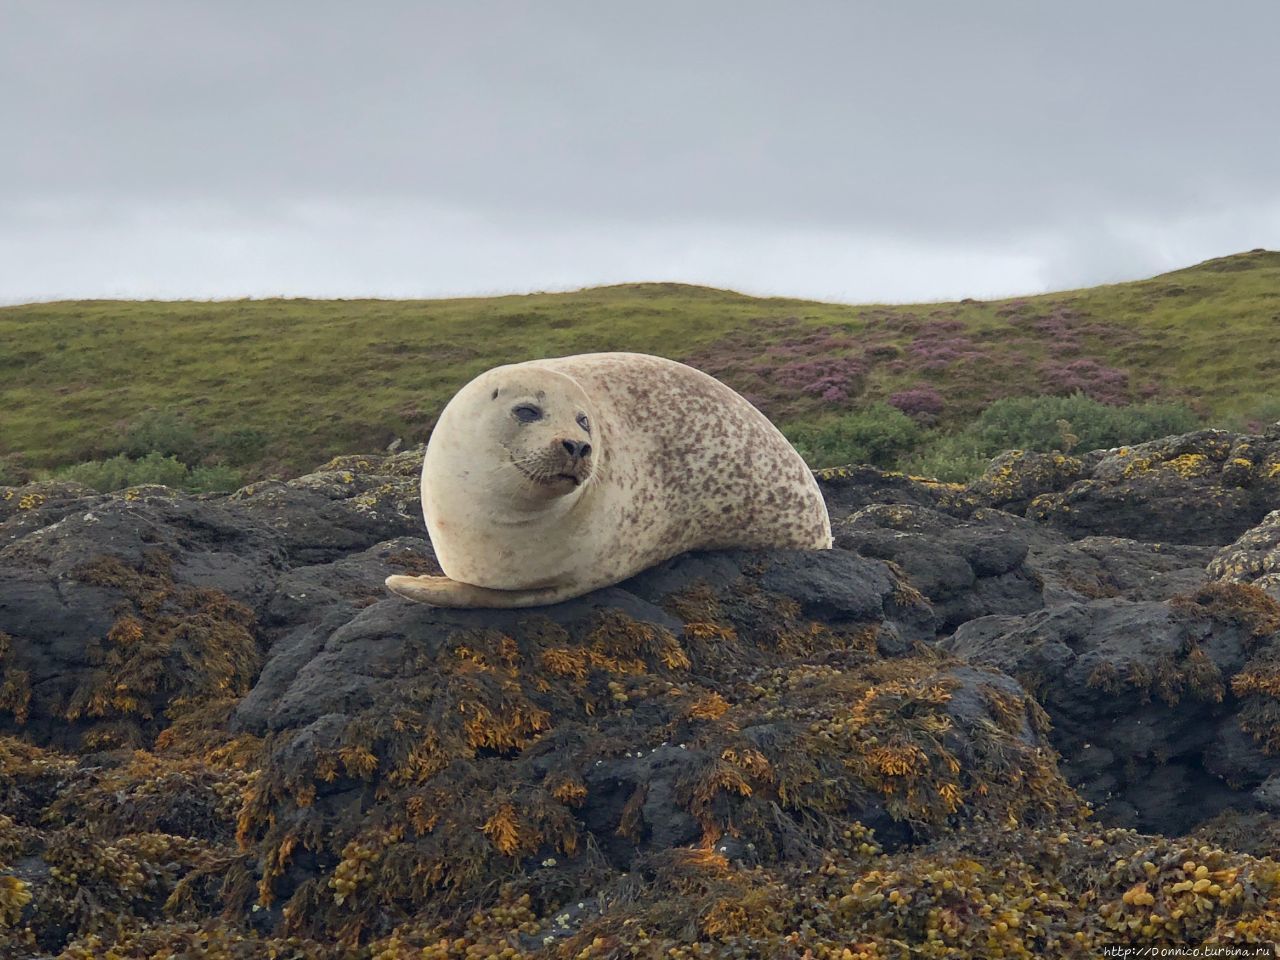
124 452 194 488
55 453 241 494
187 464 242 493
57 455 132 491
211 426 270 466
1224 396 1280 432
785 403 922 469
959 394 1200 457
891 394 1199 483
121 411 203 464
899 434 992 483
0 458 20 487
57 452 190 492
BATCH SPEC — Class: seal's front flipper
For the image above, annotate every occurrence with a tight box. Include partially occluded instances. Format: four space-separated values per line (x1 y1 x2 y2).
384 574 584 609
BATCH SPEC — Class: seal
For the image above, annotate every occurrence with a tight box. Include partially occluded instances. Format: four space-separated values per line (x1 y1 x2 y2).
385 352 832 608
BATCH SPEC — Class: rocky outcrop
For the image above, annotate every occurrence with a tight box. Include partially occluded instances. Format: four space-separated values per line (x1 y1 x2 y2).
232 546 1074 941
228 451 424 564
833 501 1215 632
0 487 284 751
940 584 1280 835
812 464 959 520
833 504 1043 631
1209 509 1280 598
1026 535 1213 605
961 427 1280 545
4 427 1280 956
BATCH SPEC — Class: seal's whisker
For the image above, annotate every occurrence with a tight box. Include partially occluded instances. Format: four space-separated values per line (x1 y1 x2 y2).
491 451 548 474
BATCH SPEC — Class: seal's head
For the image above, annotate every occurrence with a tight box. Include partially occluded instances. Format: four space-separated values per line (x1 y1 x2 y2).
436 365 598 505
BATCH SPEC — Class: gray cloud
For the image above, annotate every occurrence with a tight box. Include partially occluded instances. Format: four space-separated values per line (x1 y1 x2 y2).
3 1 1278 302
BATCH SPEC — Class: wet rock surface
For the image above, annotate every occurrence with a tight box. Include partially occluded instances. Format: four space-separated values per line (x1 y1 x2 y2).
3 427 1280 956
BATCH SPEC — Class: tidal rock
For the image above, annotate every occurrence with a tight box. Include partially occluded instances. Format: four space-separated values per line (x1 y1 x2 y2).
942 583 1280 834
228 451 423 564
1209 508 1280 599
834 503 1042 631
0 488 282 748
236 545 1073 921
963 427 1280 545
6 428 1280 953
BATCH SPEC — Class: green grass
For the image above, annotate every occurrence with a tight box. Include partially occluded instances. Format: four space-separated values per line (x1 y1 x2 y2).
2 250 1279 485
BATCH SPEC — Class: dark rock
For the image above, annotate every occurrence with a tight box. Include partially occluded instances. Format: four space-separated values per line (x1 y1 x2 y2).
835 502 1214 633
228 452 422 565
0 490 280 748
1204 717 1278 790
961 428 1280 546
1254 773 1280 813
0 480 100 549
580 742 704 865
1 488 285 607
834 504 1042 631
1028 535 1213 605
813 464 956 521
227 542 1068 928
243 549 923 735
8 429 1280 951
943 590 1280 834
260 536 436 635
757 550 898 622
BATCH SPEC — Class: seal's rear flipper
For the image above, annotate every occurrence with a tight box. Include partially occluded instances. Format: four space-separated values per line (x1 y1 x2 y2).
384 574 584 609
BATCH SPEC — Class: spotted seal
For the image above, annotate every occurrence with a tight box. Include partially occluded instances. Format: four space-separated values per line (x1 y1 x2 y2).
385 352 831 607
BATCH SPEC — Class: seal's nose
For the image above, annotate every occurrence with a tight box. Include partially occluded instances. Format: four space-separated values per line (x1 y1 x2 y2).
560 439 591 459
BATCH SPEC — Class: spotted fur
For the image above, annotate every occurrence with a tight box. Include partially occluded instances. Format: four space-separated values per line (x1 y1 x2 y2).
386 353 832 608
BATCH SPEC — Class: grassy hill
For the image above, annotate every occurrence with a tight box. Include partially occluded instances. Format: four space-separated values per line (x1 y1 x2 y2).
2 249 1279 487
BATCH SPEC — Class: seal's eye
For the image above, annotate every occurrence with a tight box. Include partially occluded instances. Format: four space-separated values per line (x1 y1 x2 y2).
576 413 590 433
513 404 543 423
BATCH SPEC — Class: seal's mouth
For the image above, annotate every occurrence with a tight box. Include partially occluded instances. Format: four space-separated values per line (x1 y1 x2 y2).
510 458 591 488
533 469 586 488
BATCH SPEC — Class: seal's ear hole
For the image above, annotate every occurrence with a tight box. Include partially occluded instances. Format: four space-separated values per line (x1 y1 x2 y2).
491 388 500 400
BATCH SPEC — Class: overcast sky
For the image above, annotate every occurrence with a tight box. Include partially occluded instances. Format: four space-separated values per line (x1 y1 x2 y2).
3 1 1278 304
